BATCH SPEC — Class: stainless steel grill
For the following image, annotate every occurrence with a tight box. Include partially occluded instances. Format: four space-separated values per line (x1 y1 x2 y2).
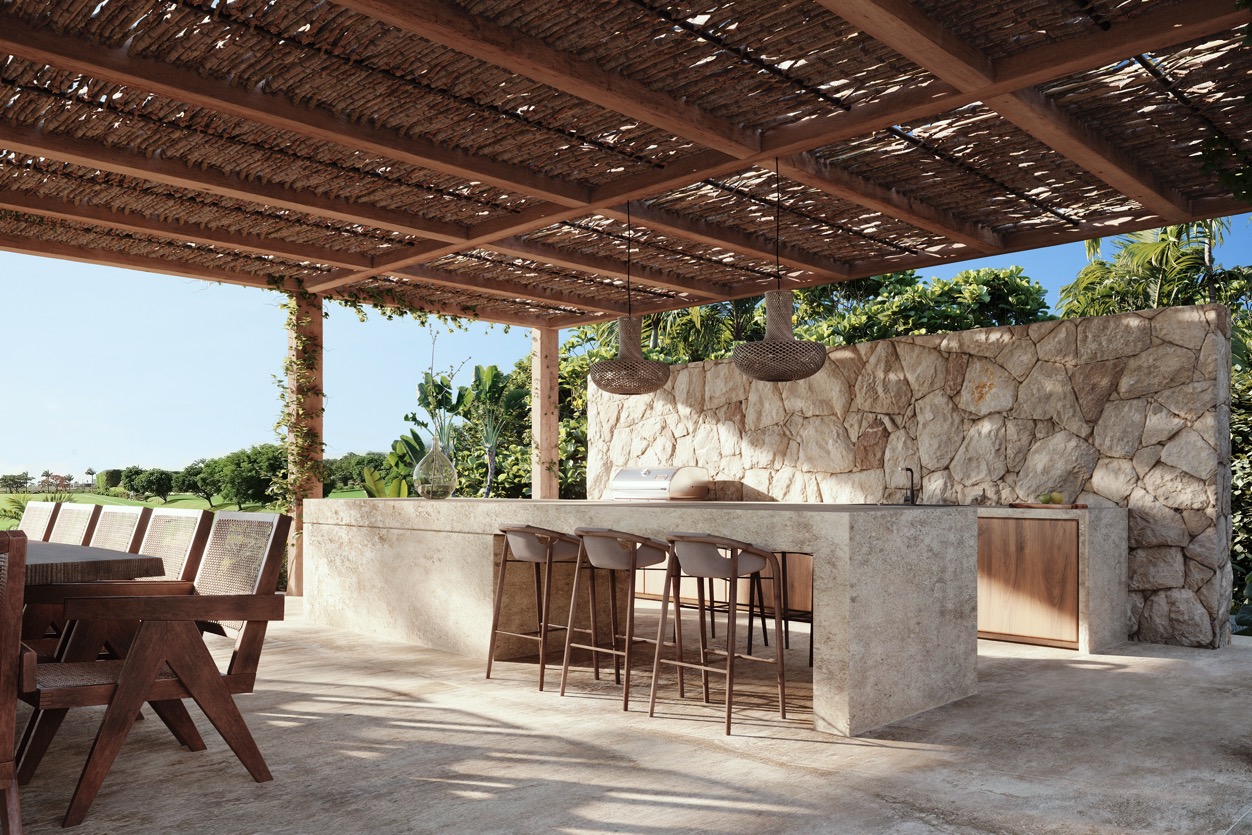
609 467 710 501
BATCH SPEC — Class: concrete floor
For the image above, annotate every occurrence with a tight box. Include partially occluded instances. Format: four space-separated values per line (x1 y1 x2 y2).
15 603 1252 834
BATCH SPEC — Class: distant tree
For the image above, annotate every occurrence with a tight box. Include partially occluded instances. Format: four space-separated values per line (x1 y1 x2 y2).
84 468 96 486
134 469 174 502
218 444 286 509
38 470 53 490
96 469 123 490
119 465 146 495
174 459 222 507
0 473 32 493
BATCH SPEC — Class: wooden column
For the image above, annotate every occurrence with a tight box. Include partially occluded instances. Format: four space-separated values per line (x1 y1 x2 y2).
286 293 324 596
531 327 560 499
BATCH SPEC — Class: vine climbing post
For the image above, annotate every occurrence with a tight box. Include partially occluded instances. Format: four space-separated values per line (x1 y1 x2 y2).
279 290 325 596
531 327 560 499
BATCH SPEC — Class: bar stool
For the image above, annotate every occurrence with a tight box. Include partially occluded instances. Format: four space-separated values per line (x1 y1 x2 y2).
486 524 580 690
560 528 669 710
649 532 786 735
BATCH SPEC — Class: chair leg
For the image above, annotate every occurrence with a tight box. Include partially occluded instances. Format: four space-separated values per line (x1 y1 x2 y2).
162 621 272 784
587 562 601 682
672 568 685 699
695 576 710 703
779 553 792 650
0 774 19 835
607 570 621 685
485 550 511 679
648 559 675 719
771 572 788 721
537 554 555 691
559 551 586 697
622 579 636 711
63 622 170 827
724 573 739 736
705 578 717 639
16 709 68 786
148 699 207 751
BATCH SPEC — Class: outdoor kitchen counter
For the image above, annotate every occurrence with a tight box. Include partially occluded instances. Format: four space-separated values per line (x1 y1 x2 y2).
304 498 979 736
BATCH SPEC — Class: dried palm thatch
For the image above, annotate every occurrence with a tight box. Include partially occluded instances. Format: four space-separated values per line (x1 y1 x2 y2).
0 0 1244 325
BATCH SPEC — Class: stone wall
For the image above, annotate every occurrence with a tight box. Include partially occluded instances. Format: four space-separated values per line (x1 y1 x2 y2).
588 305 1232 648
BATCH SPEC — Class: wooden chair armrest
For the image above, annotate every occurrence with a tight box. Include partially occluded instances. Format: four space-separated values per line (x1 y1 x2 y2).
62 594 284 623
24 581 195 604
19 644 37 693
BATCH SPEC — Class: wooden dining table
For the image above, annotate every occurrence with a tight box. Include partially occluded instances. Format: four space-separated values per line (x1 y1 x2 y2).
25 541 164 586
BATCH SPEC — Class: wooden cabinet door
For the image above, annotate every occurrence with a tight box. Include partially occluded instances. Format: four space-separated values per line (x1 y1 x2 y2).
977 517 1079 648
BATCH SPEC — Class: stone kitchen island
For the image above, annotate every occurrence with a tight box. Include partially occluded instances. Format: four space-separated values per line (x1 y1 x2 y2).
305 498 986 736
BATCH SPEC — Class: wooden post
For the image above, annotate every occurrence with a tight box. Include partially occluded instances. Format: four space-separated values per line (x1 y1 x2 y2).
531 327 560 499
286 293 324 596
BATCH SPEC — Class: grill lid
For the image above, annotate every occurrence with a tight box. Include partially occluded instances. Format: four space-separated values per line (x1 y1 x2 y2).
609 467 710 501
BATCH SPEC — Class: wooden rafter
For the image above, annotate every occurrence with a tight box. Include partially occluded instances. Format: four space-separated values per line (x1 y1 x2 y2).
487 238 727 301
819 0 1193 221
392 263 634 316
0 122 469 244
0 11 592 209
333 0 761 158
0 188 374 269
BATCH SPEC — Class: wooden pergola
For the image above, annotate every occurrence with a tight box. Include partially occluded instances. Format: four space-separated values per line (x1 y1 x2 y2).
2 0 1248 590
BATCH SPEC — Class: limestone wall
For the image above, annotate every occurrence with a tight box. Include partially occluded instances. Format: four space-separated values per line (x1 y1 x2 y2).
588 305 1232 648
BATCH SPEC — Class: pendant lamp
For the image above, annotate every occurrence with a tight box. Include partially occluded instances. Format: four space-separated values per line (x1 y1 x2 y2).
589 207 670 395
732 160 827 383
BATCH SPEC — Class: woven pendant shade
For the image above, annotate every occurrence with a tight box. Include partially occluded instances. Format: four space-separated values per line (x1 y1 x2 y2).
732 289 827 382
589 315 670 395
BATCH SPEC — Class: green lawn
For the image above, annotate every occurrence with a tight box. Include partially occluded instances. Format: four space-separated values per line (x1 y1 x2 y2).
0 489 366 530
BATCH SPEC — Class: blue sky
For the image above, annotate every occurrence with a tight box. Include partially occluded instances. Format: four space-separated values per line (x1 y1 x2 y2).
3 212 1249 480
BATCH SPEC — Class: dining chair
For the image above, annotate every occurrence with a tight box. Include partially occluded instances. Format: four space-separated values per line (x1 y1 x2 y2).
560 528 669 710
45 504 102 547
23 508 212 659
487 524 580 691
15 501 58 543
0 531 27 834
15 512 291 827
86 506 152 554
649 532 787 735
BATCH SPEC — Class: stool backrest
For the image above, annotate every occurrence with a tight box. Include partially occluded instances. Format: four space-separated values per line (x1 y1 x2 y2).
666 532 767 579
575 528 667 571
500 524 578 562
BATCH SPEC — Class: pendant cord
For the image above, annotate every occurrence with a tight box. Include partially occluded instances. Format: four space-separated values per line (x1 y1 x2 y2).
626 202 633 317
774 157 781 292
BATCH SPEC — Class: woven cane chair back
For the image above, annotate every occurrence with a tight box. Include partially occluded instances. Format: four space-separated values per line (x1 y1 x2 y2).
138 508 212 580
193 512 289 635
46 504 101 546
17 501 58 542
87 506 151 553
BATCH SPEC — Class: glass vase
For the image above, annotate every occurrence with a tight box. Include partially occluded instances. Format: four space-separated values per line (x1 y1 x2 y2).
413 436 458 499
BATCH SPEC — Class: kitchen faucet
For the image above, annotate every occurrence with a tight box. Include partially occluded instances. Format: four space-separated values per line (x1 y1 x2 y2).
900 467 916 505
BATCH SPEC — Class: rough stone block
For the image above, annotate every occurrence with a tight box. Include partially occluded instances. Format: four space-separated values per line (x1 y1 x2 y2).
1078 313 1151 362
958 357 1017 416
1129 546 1184 590
1137 588 1214 647
1015 430 1099 503
1119 344 1196 398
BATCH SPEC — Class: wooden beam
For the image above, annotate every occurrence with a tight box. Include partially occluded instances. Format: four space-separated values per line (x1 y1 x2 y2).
0 12 592 208
530 327 560 499
391 263 633 316
0 188 375 269
488 237 727 301
986 89 1190 221
0 228 553 326
0 122 469 244
603 204 851 281
819 0 1192 220
778 156 1002 252
335 0 760 157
